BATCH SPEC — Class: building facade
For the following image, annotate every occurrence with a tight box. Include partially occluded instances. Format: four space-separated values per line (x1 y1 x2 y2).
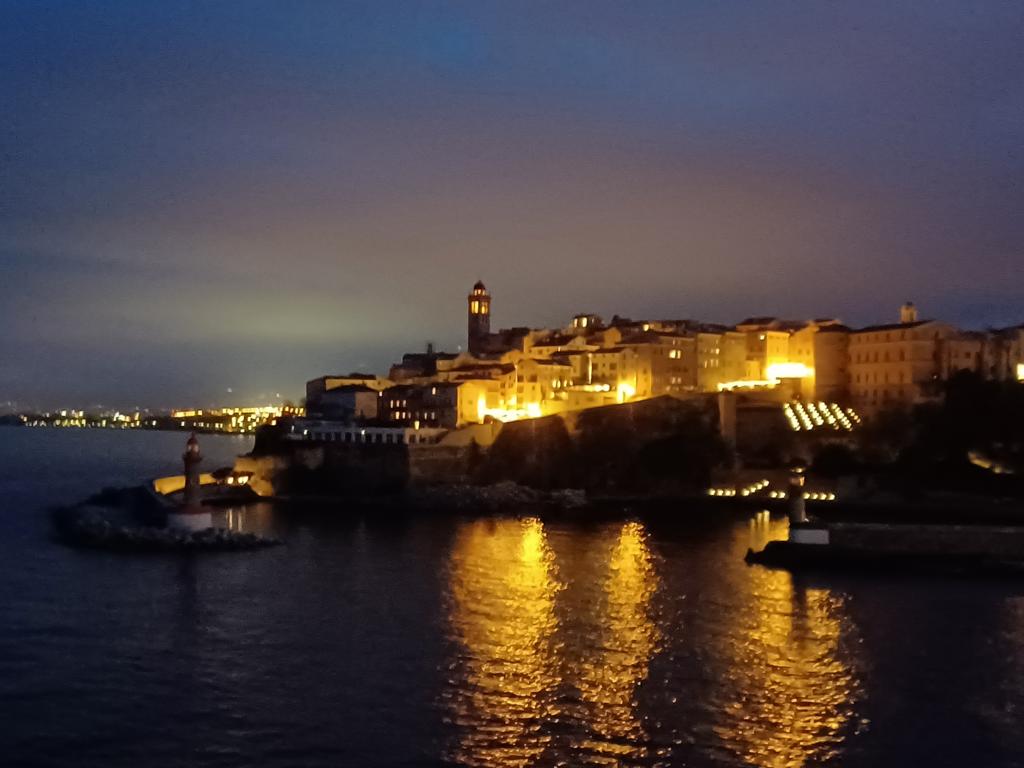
307 284 1023 434
849 318 956 413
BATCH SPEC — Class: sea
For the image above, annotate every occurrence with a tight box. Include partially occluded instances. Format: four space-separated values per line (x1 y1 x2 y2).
1 427 1022 767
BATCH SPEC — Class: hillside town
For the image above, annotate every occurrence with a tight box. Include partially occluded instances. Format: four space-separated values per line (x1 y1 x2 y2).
298 280 1024 443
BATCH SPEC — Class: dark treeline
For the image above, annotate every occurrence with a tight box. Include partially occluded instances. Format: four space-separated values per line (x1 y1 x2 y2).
814 372 1024 497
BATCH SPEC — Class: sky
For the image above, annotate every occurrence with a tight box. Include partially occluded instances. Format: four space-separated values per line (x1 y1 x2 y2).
2 1 1022 410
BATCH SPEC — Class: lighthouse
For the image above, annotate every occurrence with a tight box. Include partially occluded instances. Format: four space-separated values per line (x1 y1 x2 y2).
166 433 213 532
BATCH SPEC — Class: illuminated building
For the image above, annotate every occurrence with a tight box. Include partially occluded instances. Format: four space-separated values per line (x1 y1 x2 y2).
986 325 1024 381
941 332 986 379
526 332 595 359
618 330 696 396
383 382 466 428
696 328 748 390
313 283 1022 431
788 321 850 401
305 384 379 422
388 346 459 382
306 372 391 406
735 317 799 381
583 346 635 391
513 356 574 410
848 306 1024 415
694 330 724 391
380 377 520 428
848 304 960 414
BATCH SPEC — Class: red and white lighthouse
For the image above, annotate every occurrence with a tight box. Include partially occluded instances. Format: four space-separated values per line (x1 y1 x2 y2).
167 433 213 532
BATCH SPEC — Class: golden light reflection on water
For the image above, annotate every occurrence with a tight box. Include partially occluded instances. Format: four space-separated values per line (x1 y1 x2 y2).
212 502 275 535
576 521 661 762
711 519 861 768
444 514 861 766
444 519 662 767
444 518 562 767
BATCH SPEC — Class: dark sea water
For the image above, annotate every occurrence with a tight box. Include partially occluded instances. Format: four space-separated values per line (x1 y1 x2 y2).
1 428 1023 767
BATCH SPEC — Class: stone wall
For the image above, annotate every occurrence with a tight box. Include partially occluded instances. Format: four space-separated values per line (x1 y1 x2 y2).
234 441 475 496
408 445 474 485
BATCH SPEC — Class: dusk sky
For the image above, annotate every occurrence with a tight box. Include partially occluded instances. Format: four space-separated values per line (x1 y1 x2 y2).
2 1 1022 410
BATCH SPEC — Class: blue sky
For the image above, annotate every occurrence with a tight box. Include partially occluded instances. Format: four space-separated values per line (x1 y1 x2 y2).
2 1 1022 408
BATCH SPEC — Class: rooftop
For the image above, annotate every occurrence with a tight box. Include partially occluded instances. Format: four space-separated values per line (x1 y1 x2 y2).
852 320 934 333
736 316 779 327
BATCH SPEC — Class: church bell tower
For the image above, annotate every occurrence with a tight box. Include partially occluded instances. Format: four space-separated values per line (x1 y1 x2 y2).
467 280 491 354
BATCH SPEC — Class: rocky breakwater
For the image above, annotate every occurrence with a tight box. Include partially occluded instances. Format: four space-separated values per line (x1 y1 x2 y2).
51 491 283 554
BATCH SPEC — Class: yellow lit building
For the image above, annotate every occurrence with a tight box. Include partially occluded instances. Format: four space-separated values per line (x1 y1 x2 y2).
514 357 574 411
618 330 695 396
306 374 391 419
849 306 1022 416
788 321 850 401
849 304 958 414
735 317 795 380
526 332 595 359
696 329 747 391
383 380 502 428
986 325 1024 381
361 285 1022 430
